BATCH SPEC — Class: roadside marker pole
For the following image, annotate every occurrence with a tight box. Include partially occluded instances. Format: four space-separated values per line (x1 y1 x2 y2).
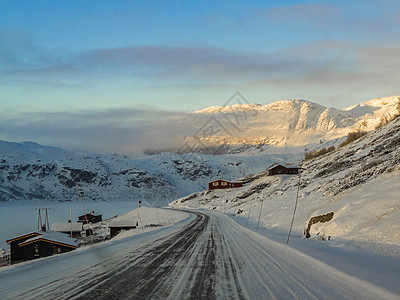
246 198 253 228
156 204 160 225
137 201 144 233
165 192 175 224
287 173 301 244
256 196 264 232
70 208 73 237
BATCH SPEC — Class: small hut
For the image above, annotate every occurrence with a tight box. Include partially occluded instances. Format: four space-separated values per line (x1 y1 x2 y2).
78 211 102 224
109 220 138 238
208 179 243 190
268 164 299 176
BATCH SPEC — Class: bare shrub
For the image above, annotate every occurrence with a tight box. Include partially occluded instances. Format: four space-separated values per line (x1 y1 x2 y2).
338 131 367 148
305 146 335 160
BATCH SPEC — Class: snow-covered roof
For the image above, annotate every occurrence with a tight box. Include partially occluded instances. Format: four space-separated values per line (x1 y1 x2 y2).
52 222 83 232
208 179 231 183
109 220 138 228
268 164 299 170
78 212 102 217
6 231 42 244
18 230 78 248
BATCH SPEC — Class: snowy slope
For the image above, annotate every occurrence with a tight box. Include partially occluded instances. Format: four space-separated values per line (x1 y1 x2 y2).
0 95 398 204
171 116 400 252
0 140 299 204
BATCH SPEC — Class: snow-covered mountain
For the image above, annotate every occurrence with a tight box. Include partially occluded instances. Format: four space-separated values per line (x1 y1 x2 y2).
171 115 400 250
1 95 398 204
0 140 298 204
159 95 400 154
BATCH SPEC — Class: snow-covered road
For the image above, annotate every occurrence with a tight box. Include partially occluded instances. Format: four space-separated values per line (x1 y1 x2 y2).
0 210 397 300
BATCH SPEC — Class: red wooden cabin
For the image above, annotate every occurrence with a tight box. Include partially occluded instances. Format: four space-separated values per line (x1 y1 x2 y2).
208 179 243 190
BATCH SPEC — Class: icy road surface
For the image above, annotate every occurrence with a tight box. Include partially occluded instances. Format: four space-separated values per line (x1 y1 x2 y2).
0 210 397 300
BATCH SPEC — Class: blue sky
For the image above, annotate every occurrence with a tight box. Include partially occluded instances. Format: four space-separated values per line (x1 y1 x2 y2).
1 0 400 154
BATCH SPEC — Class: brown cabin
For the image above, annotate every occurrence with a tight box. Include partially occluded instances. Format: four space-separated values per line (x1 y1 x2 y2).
208 179 243 190
6 230 78 263
78 212 102 224
268 164 299 176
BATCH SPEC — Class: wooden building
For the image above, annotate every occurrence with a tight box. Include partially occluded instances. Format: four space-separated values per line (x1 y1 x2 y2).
268 164 299 176
109 220 138 238
78 211 102 224
208 179 243 190
6 230 78 263
52 222 83 237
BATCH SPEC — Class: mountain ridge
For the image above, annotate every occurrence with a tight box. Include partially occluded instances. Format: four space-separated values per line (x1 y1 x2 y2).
1 95 399 203
166 95 399 155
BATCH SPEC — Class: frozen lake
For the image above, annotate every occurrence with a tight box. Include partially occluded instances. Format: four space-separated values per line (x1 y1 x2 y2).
0 200 151 250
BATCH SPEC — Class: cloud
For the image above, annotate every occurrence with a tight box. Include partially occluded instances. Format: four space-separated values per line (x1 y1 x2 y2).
0 108 191 156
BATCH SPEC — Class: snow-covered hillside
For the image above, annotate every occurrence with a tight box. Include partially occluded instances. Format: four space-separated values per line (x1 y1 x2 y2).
0 140 299 203
1 95 398 204
171 116 400 252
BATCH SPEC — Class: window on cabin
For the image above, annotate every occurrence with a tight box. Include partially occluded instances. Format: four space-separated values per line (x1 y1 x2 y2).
213 182 219 186
221 182 228 186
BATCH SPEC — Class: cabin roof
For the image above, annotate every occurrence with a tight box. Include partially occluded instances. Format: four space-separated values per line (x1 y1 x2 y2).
78 212 102 218
6 231 42 244
52 222 83 232
208 179 231 183
268 164 300 170
18 230 78 248
109 220 138 228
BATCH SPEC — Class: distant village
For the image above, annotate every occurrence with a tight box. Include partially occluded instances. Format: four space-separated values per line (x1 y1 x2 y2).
2 209 140 265
2 163 299 266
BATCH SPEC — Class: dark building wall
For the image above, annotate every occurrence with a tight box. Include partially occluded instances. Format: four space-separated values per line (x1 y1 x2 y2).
269 165 289 175
8 234 41 263
9 241 25 263
21 241 74 261
209 180 243 190
78 214 102 224
209 180 231 190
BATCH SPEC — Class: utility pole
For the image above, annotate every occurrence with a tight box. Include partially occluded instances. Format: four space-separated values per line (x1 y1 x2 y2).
256 195 264 232
77 183 92 243
287 171 302 244
36 208 50 231
137 201 144 233
70 207 73 237
246 197 254 229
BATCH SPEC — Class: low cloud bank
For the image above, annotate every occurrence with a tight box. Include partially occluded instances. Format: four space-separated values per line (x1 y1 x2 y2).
0 108 193 157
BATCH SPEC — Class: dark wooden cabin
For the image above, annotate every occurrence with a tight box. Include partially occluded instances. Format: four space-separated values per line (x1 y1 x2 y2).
78 212 102 224
109 221 138 238
268 164 299 176
6 230 78 263
208 179 243 190
6 232 42 263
